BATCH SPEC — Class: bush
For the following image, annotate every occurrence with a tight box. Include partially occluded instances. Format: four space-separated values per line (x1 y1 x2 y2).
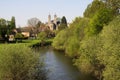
98 15 120 80
52 30 68 50
87 8 113 36
75 15 120 80
15 33 24 42
52 17 89 56
37 32 47 42
15 33 24 39
65 36 80 57
65 17 89 57
0 44 46 80
74 36 103 79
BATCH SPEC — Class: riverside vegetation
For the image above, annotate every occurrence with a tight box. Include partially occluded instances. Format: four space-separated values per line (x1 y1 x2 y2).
0 44 47 80
52 0 120 80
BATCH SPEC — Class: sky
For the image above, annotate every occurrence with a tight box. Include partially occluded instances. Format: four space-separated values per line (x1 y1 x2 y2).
0 0 93 27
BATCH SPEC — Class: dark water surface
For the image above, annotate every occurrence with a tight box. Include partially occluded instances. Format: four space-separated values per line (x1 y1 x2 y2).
36 47 94 80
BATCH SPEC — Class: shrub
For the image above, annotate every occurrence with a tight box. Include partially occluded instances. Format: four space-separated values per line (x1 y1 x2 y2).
74 36 103 80
0 44 46 80
15 33 24 39
87 8 113 36
52 29 68 50
98 15 120 80
37 32 47 42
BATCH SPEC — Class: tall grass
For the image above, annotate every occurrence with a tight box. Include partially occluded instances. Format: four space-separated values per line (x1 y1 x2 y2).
0 44 46 80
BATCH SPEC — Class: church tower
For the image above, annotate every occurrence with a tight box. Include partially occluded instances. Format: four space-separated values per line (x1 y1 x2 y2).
54 14 57 24
48 14 51 24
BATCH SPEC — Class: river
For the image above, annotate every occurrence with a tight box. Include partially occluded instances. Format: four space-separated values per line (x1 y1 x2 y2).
36 47 94 80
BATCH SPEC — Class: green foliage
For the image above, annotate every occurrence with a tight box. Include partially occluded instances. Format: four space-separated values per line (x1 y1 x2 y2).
15 33 24 42
53 17 89 57
61 16 67 26
10 16 16 29
65 36 80 57
75 36 103 79
52 30 68 50
86 8 113 36
0 18 8 38
84 0 105 18
70 17 89 38
52 1 120 80
65 17 89 57
0 44 44 80
0 17 16 39
98 15 120 80
38 31 47 42
101 0 120 15
75 15 120 80
58 16 67 30
58 24 67 30
15 33 24 39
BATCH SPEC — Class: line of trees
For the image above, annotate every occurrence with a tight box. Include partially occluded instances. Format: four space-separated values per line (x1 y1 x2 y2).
52 0 120 80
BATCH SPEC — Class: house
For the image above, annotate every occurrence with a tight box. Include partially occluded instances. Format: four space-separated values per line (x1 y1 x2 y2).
8 29 17 42
21 32 30 38
9 35 15 41
17 26 36 37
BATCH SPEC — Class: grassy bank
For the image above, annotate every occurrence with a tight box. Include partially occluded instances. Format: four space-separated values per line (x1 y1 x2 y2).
31 38 53 47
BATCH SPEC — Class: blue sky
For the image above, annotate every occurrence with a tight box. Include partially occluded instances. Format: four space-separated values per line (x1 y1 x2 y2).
0 0 93 27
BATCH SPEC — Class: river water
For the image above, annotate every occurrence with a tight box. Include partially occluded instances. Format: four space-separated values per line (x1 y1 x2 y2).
36 47 94 80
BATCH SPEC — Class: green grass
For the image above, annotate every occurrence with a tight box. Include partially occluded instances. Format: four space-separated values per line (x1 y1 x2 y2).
21 39 41 46
0 38 53 48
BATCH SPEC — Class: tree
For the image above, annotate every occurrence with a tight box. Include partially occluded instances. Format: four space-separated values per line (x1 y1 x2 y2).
28 18 41 35
28 18 41 27
101 0 120 15
15 33 24 42
36 21 41 34
61 16 67 26
0 18 8 39
75 36 103 80
37 32 47 42
10 16 16 29
0 17 16 41
58 16 67 30
87 8 113 36
52 30 68 50
53 17 90 56
98 15 120 80
84 0 105 18
65 17 89 57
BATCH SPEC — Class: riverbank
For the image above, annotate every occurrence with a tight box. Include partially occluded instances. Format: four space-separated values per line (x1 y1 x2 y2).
31 38 53 48
0 38 53 47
